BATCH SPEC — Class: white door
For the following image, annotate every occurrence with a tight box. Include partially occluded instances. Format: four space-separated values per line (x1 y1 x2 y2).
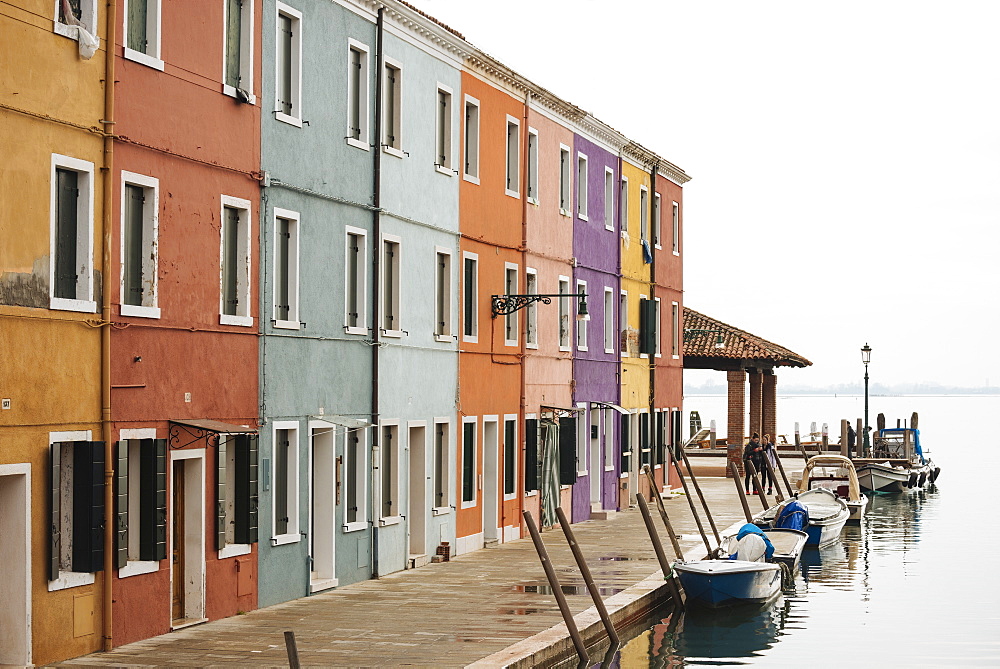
0 465 30 666
309 424 335 589
482 418 499 542
407 424 427 558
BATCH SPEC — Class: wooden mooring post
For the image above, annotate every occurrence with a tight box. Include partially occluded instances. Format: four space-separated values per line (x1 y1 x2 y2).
773 451 795 498
745 461 770 510
730 461 754 523
555 507 620 648
635 493 685 609
678 452 721 544
664 460 713 556
284 631 300 669
641 465 684 560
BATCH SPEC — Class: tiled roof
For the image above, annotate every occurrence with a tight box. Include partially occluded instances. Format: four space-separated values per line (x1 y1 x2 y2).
683 307 812 368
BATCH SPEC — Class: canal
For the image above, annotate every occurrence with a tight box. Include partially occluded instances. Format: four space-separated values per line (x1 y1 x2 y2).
616 395 1000 667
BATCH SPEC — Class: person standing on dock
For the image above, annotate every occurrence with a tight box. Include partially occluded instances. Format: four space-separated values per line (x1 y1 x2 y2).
762 435 778 495
743 434 764 494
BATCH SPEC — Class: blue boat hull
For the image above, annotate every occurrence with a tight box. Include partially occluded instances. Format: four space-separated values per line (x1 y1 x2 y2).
675 560 782 608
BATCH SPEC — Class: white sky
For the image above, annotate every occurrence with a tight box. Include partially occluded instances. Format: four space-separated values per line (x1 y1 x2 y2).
421 0 1000 388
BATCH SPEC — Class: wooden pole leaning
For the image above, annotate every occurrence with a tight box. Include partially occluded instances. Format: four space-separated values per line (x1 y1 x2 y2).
796 431 809 463
522 510 590 664
641 465 684 560
729 461 754 523
679 451 721 544
667 459 714 556
636 494 685 610
773 452 795 498
284 631 301 669
555 506 620 648
745 461 770 510
763 456 785 502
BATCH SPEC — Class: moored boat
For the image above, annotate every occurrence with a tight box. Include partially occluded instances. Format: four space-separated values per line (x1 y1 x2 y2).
797 454 868 523
674 559 782 608
854 428 940 493
718 528 808 571
755 488 850 547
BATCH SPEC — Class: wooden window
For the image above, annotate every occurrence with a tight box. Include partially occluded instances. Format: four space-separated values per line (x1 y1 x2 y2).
121 172 159 318
273 210 299 328
604 167 614 231
463 97 479 180
577 153 588 219
275 3 302 125
503 418 517 497
124 0 161 68
619 414 631 474
436 87 453 170
381 238 401 334
672 201 680 254
558 417 577 485
559 146 571 214
345 430 365 527
640 186 649 243
603 288 614 353
576 280 588 351
524 418 538 492
653 193 662 248
380 425 399 519
54 168 80 301
50 440 106 581
220 196 252 325
525 270 538 347
504 265 518 345
461 420 476 504
526 129 538 202
620 177 629 232
435 250 452 338
505 118 520 196
433 422 449 509
214 434 258 552
463 254 478 339
345 228 367 332
383 61 401 151
271 423 299 543
558 277 570 349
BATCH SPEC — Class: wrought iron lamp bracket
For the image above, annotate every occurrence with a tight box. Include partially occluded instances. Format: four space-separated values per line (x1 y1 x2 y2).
490 293 586 318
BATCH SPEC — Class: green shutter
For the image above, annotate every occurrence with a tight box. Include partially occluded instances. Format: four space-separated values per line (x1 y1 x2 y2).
503 421 516 496
222 206 239 316
72 441 105 573
225 0 243 89
524 418 538 491
49 443 62 581
639 298 655 355
216 437 228 550
139 439 167 561
278 14 293 115
115 441 129 569
235 434 258 544
620 414 630 474
558 417 577 486
462 422 474 503
123 184 144 307
54 169 79 300
640 413 650 465
127 0 148 54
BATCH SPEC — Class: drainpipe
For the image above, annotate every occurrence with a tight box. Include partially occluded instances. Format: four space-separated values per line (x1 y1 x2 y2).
370 5 384 579
101 0 117 651
647 164 657 489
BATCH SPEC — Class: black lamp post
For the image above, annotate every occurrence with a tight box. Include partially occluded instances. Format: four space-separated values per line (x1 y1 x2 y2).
861 343 872 457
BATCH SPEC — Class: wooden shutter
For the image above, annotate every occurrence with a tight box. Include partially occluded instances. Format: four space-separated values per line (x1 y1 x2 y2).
54 168 79 300
127 0 148 53
639 299 655 355
123 184 144 307
225 0 243 89
72 441 105 573
216 436 228 551
672 411 683 461
654 412 664 467
234 434 259 544
115 440 129 569
640 413 650 465
49 443 62 581
276 218 290 321
619 414 630 474
461 422 475 503
222 207 240 316
524 418 538 491
503 421 516 496
278 14 293 115
558 416 577 486
139 438 166 561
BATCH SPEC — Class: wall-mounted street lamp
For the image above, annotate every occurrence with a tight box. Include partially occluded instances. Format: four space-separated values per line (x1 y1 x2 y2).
683 328 726 349
491 293 588 319
861 343 872 457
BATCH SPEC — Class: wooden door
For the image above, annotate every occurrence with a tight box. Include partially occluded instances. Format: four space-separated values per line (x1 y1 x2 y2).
171 461 185 622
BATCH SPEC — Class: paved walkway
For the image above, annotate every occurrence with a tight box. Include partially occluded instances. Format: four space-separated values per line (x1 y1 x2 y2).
57 468 792 668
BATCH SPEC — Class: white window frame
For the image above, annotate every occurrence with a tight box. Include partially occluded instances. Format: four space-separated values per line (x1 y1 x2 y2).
344 226 367 335
526 127 539 204
434 246 453 341
619 289 629 358
217 432 252 559
346 39 371 149
271 421 300 546
576 279 588 352
53 0 97 37
118 428 164 576
654 297 662 358
432 419 452 514
274 2 303 127
272 207 300 330
382 56 403 157
503 262 518 347
219 195 253 326
123 0 163 71
525 268 538 349
639 186 649 243
120 171 160 319
603 408 614 471
47 430 97 592
558 275 571 351
463 95 480 184
377 421 401 525
342 426 368 532
462 251 478 342
504 115 520 198
460 417 477 509
653 192 662 249
50 154 97 313
524 413 539 496
620 176 629 235
577 152 588 220
672 201 680 255
576 402 587 477
558 144 571 216
222 0 256 103
380 233 402 337
604 167 614 231
603 287 614 354
435 83 454 175
502 414 518 501
672 301 680 358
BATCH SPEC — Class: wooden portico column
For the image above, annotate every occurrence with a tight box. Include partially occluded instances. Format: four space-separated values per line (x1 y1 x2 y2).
726 370 746 477
762 371 777 440
748 368 763 439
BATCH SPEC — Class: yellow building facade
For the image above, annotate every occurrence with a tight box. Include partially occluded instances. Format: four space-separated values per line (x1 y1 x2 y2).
0 2 109 664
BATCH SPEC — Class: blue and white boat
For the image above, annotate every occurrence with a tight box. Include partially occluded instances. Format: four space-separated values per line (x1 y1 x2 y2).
754 488 850 547
673 559 782 608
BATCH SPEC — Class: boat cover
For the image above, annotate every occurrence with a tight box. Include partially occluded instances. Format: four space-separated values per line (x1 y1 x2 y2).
879 427 925 463
774 500 809 531
730 523 775 561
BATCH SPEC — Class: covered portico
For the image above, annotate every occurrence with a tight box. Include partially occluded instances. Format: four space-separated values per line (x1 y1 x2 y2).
682 308 811 474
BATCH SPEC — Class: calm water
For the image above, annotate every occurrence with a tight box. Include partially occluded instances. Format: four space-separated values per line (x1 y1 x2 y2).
615 395 1000 667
